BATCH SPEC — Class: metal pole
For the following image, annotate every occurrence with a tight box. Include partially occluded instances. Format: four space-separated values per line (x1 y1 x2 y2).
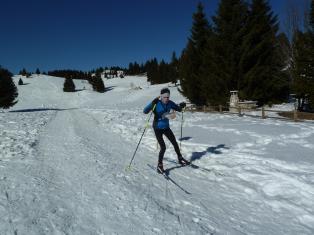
180 107 185 150
126 104 156 170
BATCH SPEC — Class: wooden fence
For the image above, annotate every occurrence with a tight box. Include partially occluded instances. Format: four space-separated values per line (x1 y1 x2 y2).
184 104 314 122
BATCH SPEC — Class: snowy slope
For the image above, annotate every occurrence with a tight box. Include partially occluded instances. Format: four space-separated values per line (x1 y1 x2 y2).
0 75 314 235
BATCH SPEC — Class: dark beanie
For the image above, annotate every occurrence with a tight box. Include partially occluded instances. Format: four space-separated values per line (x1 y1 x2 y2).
160 88 170 94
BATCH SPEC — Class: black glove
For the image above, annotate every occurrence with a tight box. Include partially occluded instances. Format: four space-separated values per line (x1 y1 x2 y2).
179 102 186 109
152 97 159 105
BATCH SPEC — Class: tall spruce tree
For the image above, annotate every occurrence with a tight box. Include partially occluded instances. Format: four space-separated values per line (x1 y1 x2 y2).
239 0 289 105
308 0 314 109
200 31 229 105
0 67 18 109
179 2 210 105
214 0 248 89
311 0 314 29
293 0 314 110
198 0 248 106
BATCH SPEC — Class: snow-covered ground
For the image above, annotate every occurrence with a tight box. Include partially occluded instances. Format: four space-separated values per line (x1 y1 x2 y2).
1 75 314 235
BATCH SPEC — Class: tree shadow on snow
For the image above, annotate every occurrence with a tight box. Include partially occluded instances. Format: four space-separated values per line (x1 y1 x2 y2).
179 136 192 141
9 108 78 113
105 86 116 92
75 89 85 92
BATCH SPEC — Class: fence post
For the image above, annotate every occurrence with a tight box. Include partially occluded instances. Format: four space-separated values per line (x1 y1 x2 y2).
262 106 266 119
219 105 222 113
294 109 298 122
203 105 206 112
238 106 241 116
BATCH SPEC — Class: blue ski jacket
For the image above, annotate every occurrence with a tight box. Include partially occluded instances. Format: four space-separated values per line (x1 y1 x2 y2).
143 100 182 129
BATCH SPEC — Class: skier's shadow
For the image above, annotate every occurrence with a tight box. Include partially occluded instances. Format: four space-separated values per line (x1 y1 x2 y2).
190 144 229 162
179 136 192 141
165 144 229 175
164 161 201 175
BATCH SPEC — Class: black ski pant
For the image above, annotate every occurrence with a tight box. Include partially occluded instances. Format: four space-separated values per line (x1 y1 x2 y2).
153 127 182 163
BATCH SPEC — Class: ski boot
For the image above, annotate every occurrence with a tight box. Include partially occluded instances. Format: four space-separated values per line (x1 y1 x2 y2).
178 156 190 166
157 162 165 174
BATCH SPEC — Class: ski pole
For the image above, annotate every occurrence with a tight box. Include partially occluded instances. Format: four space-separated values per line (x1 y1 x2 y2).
180 107 185 150
126 104 156 170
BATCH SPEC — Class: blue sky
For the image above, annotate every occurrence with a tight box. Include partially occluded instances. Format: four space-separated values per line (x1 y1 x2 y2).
0 0 289 73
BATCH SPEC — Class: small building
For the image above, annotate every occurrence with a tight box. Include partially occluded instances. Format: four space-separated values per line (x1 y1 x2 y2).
101 70 125 79
230 91 239 108
229 91 257 112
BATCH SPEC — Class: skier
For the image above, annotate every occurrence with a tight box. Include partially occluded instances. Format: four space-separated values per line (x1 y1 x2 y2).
143 88 190 173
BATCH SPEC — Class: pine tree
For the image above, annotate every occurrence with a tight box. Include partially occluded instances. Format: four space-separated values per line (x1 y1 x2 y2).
19 68 27 76
200 32 229 105
213 0 248 90
179 2 210 105
18 78 24 85
308 0 314 109
36 68 40 75
292 0 314 111
128 62 141 75
133 62 141 75
199 0 248 106
277 33 291 74
128 63 134 75
91 74 105 93
147 58 160 84
170 51 179 85
310 0 314 32
159 60 169 83
63 76 75 92
239 0 289 105
0 67 18 109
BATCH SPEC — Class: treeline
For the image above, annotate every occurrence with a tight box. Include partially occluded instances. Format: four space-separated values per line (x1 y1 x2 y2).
48 67 127 80
54 70 106 93
48 70 93 80
19 68 42 77
47 69 106 92
126 52 179 85
127 62 144 75
146 53 179 85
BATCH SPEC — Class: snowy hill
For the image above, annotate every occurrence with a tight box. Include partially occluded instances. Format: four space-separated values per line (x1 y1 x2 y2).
1 75 314 234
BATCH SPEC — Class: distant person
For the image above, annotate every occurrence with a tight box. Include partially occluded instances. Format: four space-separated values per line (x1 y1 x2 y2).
143 88 190 173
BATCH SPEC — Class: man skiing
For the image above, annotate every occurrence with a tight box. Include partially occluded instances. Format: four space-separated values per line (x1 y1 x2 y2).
143 88 190 174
